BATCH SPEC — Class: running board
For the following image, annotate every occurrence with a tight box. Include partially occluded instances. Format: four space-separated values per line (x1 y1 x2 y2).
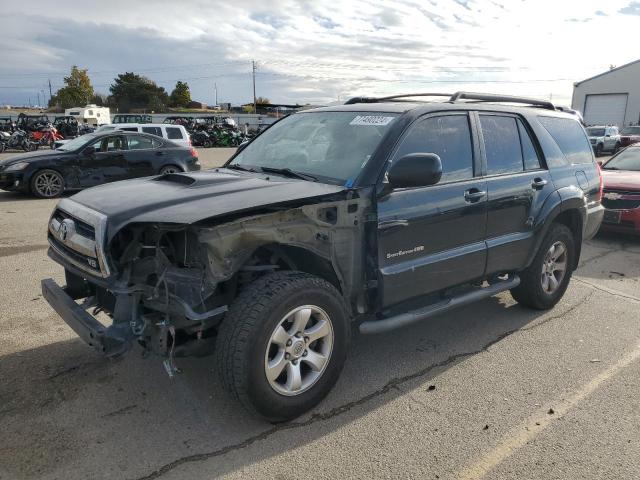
359 275 520 335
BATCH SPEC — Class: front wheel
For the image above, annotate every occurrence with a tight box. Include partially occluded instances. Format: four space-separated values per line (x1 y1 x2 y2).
30 169 64 198
159 165 182 175
215 271 350 421
511 223 575 310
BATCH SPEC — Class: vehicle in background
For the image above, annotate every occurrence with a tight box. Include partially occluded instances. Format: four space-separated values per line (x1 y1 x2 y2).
53 116 80 138
30 123 64 148
64 105 111 127
40 92 604 421
586 125 620 156
54 123 191 149
15 113 50 132
599 144 640 235
0 131 200 198
0 117 14 133
619 126 640 149
0 129 38 152
112 114 152 124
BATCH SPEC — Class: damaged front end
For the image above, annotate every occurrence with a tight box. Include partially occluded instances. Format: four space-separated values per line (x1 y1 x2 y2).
43 191 372 364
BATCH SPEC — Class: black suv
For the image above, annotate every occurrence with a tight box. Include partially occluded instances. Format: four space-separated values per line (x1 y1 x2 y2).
41 92 604 421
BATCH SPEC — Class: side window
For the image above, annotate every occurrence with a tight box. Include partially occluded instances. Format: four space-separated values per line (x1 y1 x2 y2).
120 127 137 132
517 119 541 170
89 136 125 152
538 116 593 164
480 115 523 175
142 126 162 137
127 135 155 150
393 115 474 183
166 127 184 140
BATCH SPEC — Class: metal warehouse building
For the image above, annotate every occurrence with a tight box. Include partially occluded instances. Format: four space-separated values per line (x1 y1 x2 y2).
572 58 640 127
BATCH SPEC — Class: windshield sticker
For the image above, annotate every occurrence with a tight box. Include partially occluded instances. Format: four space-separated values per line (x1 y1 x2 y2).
349 115 395 126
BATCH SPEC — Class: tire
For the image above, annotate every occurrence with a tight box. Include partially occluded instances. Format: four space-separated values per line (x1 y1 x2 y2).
595 143 603 157
159 165 182 175
215 271 350 421
203 139 212 148
30 169 64 198
511 223 575 310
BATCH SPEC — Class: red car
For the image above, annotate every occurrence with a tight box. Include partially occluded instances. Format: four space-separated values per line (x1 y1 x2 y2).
619 126 640 148
600 144 640 235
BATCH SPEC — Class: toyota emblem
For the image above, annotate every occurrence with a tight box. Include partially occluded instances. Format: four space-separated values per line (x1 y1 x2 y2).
58 219 75 242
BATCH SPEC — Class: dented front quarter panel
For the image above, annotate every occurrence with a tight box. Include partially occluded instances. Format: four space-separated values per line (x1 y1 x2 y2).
196 191 372 311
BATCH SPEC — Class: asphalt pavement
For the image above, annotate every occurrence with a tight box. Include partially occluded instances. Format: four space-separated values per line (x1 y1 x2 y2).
0 149 638 480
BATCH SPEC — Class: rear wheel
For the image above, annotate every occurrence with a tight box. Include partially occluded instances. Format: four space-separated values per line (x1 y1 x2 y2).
215 271 350 421
511 223 575 310
203 139 212 148
30 169 64 198
159 165 182 175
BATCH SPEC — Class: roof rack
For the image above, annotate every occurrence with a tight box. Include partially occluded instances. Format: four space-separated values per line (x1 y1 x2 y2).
343 93 452 105
449 91 556 110
344 91 557 111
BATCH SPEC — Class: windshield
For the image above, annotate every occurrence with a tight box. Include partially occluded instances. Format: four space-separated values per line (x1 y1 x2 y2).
587 128 605 137
603 147 640 171
229 111 399 184
56 134 97 151
621 126 640 135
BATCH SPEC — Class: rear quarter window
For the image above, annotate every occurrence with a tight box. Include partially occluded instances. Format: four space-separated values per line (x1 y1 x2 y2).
166 127 184 140
538 116 593 164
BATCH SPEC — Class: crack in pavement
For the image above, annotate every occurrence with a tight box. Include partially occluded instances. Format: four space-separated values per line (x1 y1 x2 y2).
131 292 594 480
574 278 640 303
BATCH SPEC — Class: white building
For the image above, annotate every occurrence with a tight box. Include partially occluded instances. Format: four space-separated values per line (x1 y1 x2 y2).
64 104 111 127
571 59 640 127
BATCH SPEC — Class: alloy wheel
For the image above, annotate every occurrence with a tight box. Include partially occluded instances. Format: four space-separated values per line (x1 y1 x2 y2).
33 171 63 198
264 305 334 396
540 241 568 294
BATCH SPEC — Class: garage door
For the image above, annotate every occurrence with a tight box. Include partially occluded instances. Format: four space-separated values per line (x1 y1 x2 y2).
583 93 627 127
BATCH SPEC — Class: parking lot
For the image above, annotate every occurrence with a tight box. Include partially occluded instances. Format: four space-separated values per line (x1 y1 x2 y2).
1 150 639 479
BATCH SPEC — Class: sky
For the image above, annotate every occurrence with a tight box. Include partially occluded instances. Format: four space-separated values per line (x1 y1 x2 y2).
0 0 639 108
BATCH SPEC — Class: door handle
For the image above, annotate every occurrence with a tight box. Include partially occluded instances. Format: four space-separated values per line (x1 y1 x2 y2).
378 219 409 231
531 178 548 190
464 189 486 202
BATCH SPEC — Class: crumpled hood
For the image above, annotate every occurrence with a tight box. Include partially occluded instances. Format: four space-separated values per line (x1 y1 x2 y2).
0 149 70 166
68 169 347 237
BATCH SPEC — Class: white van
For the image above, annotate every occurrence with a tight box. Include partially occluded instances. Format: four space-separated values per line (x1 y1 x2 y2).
95 123 191 148
64 104 111 127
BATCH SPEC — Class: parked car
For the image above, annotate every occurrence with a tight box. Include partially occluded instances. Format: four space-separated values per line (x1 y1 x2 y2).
0 131 200 198
599 144 640 235
40 92 603 421
586 125 621 156
54 124 191 149
112 114 152 124
619 126 640 149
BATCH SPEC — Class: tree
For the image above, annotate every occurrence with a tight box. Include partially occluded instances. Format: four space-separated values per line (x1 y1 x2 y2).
108 72 169 112
256 97 270 104
48 66 95 109
169 81 192 108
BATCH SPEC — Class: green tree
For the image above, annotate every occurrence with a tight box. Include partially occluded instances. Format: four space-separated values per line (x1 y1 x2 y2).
48 66 95 109
108 72 169 112
256 97 270 104
169 81 192 108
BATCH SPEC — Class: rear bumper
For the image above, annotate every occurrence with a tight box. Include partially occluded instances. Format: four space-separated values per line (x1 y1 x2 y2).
41 278 131 357
584 203 605 240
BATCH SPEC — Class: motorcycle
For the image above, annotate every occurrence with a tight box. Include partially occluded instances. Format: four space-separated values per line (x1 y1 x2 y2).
189 130 213 148
31 123 64 148
0 129 38 152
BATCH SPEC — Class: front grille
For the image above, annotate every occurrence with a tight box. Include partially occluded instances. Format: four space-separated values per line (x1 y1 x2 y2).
48 233 101 273
602 190 640 210
52 209 95 239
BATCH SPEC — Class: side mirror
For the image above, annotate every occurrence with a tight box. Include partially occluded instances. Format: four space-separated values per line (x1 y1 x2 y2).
387 153 442 189
83 146 96 156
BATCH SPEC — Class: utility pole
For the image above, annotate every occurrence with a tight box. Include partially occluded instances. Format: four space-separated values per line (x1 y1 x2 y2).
214 82 218 106
37 92 41 107
252 60 257 114
48 79 53 98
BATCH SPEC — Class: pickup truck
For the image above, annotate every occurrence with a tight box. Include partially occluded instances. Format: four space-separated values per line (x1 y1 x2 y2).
42 92 604 421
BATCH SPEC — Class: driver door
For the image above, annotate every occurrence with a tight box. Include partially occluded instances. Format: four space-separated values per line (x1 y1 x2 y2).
78 135 129 187
377 113 488 307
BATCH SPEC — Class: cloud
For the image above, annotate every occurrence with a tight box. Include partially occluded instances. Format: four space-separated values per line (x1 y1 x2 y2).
1 0 640 107
619 1 640 14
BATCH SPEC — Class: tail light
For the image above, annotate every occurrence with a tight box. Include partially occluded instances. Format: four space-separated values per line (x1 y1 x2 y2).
189 147 198 158
596 162 604 202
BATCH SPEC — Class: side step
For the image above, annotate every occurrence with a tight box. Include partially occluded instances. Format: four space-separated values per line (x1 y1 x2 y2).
359 275 520 335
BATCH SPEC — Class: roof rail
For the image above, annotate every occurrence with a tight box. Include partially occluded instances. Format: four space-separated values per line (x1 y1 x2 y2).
344 93 452 105
449 91 556 110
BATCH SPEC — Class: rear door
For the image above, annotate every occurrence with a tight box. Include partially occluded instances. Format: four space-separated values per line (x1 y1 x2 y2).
78 135 129 187
477 113 554 276
377 112 488 307
122 134 163 177
165 126 188 146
